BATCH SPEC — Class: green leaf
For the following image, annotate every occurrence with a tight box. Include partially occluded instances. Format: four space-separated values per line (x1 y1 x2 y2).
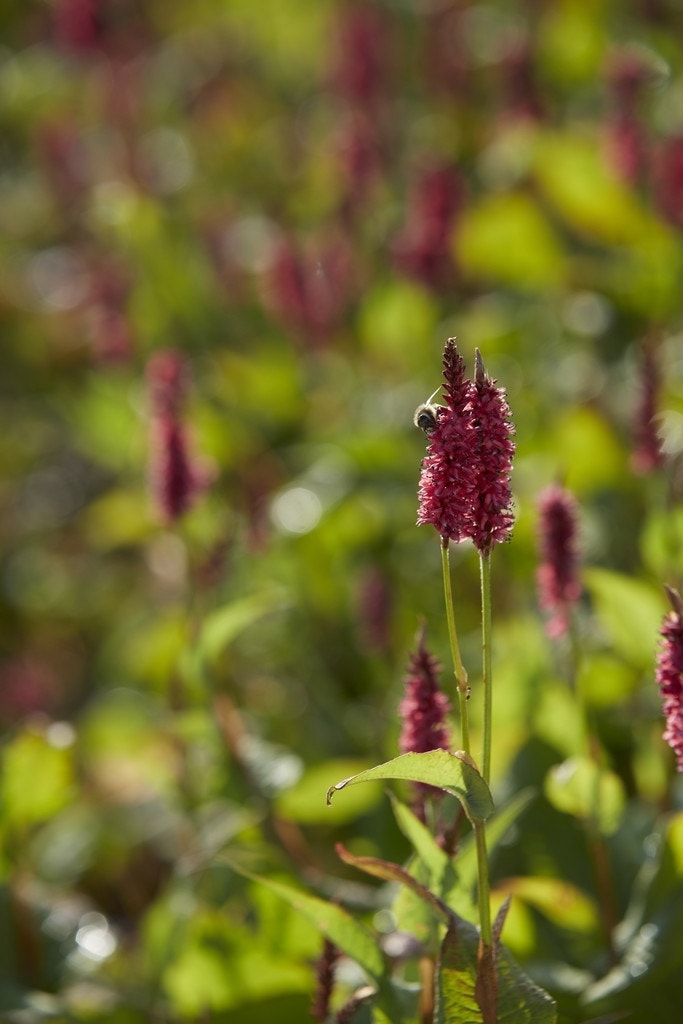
456 192 566 290
336 843 451 924
327 751 494 825
1 730 74 828
195 590 286 668
452 790 537 904
390 790 536 922
533 132 646 244
225 865 384 982
544 756 626 835
498 877 598 934
584 568 666 670
436 917 558 1024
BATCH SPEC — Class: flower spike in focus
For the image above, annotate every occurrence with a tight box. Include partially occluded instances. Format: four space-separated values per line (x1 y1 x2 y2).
656 586 683 771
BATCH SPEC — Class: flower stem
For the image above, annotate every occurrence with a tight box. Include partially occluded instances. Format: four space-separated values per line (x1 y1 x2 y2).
474 820 493 947
441 537 470 755
480 550 492 784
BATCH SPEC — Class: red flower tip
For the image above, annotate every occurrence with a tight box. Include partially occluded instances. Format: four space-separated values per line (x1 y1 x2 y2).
536 484 582 639
656 588 683 771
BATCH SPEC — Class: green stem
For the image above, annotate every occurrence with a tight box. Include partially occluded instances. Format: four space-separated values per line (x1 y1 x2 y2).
441 538 470 756
479 550 492 785
474 819 492 947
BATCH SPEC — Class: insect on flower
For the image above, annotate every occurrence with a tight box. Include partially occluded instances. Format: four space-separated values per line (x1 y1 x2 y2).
413 386 445 433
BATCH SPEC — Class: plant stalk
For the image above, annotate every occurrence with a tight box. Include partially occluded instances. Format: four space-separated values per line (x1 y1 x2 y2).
480 550 493 784
441 537 470 756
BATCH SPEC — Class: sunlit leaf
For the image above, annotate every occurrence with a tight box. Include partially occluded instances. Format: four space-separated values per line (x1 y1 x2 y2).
584 569 666 670
544 756 626 835
436 915 558 1024
327 751 494 824
534 133 646 244
456 192 566 290
497 877 598 933
225 865 385 982
1 730 74 828
336 842 451 923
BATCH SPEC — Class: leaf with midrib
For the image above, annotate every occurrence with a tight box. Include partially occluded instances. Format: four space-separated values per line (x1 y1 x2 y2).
327 751 494 824
436 916 558 1024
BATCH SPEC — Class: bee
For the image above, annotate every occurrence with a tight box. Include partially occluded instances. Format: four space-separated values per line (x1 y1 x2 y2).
413 387 445 433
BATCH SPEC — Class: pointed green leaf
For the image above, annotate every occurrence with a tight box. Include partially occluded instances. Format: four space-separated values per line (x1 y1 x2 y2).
389 794 474 920
584 569 666 671
435 917 482 1023
225 865 384 982
450 790 537 903
327 751 494 824
436 917 558 1024
336 843 451 924
197 591 284 666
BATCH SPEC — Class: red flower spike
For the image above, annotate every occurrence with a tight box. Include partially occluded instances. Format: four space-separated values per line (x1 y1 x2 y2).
655 587 683 771
416 340 479 543
146 350 203 523
416 342 515 551
536 484 582 639
399 627 451 805
467 349 516 555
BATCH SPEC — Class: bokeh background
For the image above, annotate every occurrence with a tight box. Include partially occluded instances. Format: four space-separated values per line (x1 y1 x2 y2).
2 1 683 1022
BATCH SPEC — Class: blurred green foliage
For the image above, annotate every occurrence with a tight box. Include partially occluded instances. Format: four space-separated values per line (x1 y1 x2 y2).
1 0 683 1021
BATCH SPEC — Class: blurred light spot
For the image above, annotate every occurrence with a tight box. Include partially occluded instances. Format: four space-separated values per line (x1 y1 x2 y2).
373 909 397 934
138 128 194 195
46 721 76 749
224 216 279 272
43 902 82 941
28 247 88 310
555 352 605 401
75 913 116 961
271 486 322 534
380 931 424 960
240 736 303 796
562 292 613 337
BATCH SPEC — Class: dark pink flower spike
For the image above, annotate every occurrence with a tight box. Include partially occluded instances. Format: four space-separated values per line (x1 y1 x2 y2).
655 586 683 771
146 349 187 418
416 340 479 543
399 627 451 806
149 416 195 523
536 484 582 639
310 937 340 1023
146 350 203 523
467 350 516 554
632 336 665 475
